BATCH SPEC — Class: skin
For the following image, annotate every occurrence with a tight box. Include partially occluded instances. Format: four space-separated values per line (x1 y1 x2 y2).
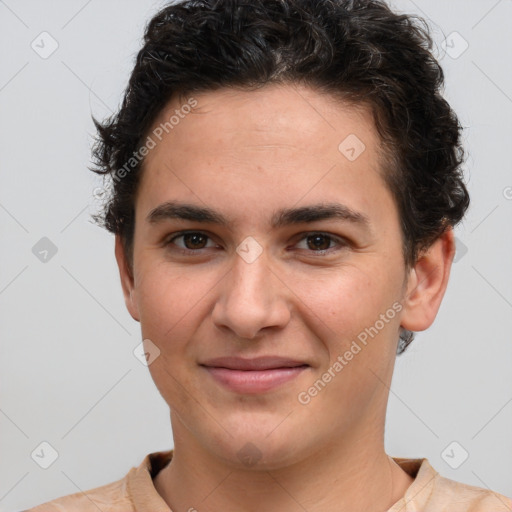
115 83 455 511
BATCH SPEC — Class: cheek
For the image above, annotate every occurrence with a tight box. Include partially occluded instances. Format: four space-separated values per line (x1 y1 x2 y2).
296 261 403 354
295 264 379 327
134 262 211 346
134 264 209 411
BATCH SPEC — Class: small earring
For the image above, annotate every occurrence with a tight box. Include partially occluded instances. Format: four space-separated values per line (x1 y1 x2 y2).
397 327 414 354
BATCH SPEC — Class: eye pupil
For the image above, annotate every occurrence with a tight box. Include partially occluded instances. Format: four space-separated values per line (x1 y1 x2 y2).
307 234 330 251
184 233 207 249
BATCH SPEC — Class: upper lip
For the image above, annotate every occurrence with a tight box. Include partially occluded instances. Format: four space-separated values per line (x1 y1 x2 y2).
200 356 309 371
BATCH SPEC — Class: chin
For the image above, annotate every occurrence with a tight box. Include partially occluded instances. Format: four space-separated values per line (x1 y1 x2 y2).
202 420 311 471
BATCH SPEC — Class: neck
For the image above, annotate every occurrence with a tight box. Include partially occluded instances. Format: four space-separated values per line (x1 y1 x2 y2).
154 420 414 512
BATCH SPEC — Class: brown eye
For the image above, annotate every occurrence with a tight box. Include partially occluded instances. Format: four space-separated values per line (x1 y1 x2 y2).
306 234 332 251
294 232 347 255
167 231 217 252
182 233 208 249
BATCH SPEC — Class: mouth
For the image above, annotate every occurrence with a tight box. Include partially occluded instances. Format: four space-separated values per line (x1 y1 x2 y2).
199 356 310 394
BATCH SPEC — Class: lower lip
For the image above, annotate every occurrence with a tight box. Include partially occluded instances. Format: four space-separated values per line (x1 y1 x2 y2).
202 366 308 394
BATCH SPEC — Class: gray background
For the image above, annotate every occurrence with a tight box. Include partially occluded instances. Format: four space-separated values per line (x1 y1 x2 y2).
0 0 511 510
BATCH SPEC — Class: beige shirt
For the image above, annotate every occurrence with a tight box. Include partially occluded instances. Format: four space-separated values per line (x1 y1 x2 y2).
27 450 512 511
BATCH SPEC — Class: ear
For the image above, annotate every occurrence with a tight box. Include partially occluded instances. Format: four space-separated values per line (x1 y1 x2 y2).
114 235 140 322
400 227 456 332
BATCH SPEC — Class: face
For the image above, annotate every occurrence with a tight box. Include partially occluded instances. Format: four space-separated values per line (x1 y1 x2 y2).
116 83 451 469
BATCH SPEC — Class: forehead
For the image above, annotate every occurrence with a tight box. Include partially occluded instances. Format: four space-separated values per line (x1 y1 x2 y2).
148 84 379 160
136 83 396 231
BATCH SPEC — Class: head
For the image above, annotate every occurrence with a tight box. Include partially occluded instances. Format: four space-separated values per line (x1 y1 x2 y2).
91 0 469 468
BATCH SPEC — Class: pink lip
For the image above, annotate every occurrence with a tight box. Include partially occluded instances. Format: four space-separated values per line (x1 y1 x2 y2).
200 356 309 394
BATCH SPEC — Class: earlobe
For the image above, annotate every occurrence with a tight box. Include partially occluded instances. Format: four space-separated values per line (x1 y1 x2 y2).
114 235 140 322
400 228 456 333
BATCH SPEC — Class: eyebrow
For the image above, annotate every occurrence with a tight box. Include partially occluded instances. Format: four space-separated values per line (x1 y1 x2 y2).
146 200 371 230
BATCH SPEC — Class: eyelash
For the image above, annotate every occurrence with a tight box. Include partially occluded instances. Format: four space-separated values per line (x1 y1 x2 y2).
165 231 348 256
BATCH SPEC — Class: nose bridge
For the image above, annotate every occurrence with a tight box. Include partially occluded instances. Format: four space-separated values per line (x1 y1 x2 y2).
212 241 290 339
231 247 270 304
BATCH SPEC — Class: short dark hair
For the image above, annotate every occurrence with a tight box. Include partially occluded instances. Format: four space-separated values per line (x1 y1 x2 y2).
91 0 470 354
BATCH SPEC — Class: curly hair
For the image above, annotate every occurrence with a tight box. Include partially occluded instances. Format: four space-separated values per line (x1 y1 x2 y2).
90 0 470 354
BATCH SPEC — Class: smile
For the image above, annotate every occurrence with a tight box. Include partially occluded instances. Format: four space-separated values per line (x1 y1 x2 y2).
199 356 310 394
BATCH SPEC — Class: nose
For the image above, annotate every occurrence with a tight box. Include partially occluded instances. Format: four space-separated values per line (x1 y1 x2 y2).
211 245 291 340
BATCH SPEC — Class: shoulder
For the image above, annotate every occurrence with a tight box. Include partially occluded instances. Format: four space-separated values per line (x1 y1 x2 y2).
24 450 173 512
393 457 512 512
25 476 132 512
431 470 512 511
